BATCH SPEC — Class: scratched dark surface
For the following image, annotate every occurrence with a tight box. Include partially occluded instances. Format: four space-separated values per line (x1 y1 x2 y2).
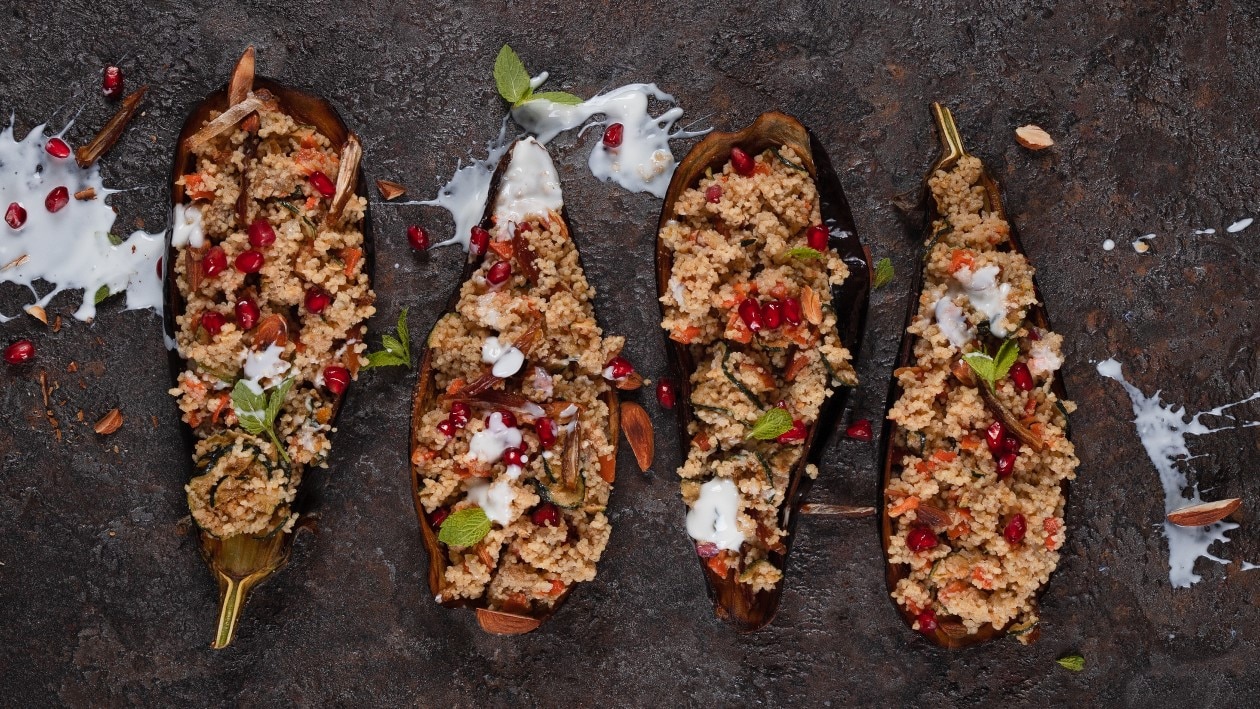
3 0 1260 706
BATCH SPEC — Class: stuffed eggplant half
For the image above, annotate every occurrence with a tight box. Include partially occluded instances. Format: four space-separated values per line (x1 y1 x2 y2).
880 104 1077 647
164 47 373 648
410 138 624 635
656 112 870 630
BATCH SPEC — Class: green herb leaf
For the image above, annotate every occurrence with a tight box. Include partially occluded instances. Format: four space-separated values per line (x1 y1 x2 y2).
528 91 583 106
1056 654 1085 672
94 285 111 304
106 233 125 247
265 377 296 424
438 506 492 547
785 247 824 260
771 148 809 173
362 308 412 370
747 407 794 441
962 351 997 388
230 378 292 463
872 257 894 289
396 308 409 353
992 338 1020 381
494 45 533 105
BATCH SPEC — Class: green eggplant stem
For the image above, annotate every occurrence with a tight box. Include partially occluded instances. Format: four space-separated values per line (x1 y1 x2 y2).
213 573 248 649
931 103 969 169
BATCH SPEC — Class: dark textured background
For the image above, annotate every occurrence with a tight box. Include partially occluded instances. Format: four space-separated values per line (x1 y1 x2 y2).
3 0 1260 705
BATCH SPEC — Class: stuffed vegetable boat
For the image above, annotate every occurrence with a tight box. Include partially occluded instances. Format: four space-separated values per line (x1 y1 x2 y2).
164 47 374 648
879 104 1077 647
656 112 870 630
410 137 627 635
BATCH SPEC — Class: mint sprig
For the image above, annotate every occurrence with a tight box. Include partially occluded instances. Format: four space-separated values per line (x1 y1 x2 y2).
1056 653 1085 672
438 506 491 547
747 407 793 440
231 376 295 463
362 307 412 369
494 44 583 108
785 246 824 260
872 257 894 289
962 339 1020 389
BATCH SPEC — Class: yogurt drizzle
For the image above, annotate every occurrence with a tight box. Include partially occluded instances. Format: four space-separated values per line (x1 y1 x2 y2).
686 477 745 551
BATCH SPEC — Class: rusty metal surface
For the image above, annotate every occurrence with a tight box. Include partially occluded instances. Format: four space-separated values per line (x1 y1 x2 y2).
2 0 1259 705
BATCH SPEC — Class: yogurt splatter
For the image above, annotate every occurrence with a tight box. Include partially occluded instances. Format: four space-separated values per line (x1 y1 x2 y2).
1097 358 1260 587
1102 238 1115 251
1227 217 1253 233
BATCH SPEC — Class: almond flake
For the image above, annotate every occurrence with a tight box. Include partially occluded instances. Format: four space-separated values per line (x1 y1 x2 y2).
74 187 97 201
25 305 48 325
376 179 407 200
94 408 124 435
1166 498 1241 527
1015 124 1054 151
915 503 951 528
619 401 654 472
799 503 876 518
801 285 822 325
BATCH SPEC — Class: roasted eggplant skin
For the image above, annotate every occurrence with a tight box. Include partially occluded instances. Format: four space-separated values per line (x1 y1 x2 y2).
408 142 620 635
655 112 870 631
164 75 372 649
877 104 1070 648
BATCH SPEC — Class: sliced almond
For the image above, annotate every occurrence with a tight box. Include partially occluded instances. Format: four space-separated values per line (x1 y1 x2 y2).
376 179 407 200
252 314 289 349
476 608 541 635
1015 124 1054 151
327 133 363 224
25 305 48 325
801 285 822 325
3 254 29 271
915 503 951 528
939 618 969 639
799 503 875 518
94 408 124 435
74 187 97 201
1167 498 1241 527
76 86 148 168
615 371 644 391
619 401 654 472
950 358 976 387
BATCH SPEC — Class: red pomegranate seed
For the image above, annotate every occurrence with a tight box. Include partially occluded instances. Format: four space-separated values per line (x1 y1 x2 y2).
247 219 276 248
436 418 456 438
45 186 69 213
762 300 784 329
5 202 26 230
655 379 677 409
1003 513 1027 544
491 410 518 429
738 298 763 332
846 419 874 442
407 225 430 250
4 339 35 364
469 226 490 257
309 171 335 198
996 452 1017 479
430 507 450 529
730 146 755 176
503 447 527 467
777 418 807 444
156 257 163 277
304 287 331 314
324 365 351 395
531 503 561 527
449 402 471 428
782 297 802 326
906 525 938 552
234 298 259 330
201 246 227 277
1002 436 1021 456
602 122 624 148
1009 362 1034 392
704 184 722 203
806 224 829 251
536 417 557 449
102 65 123 98
916 608 939 635
486 260 512 285
234 250 264 273
605 356 634 380
45 137 71 159
1028 328 1041 341
984 421 1005 455
200 311 226 336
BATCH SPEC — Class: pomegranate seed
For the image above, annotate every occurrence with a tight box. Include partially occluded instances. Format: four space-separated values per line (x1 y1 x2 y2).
846 419 874 442
323 365 351 395
156 257 163 277
407 225 430 250
906 525 938 552
200 311 226 336
102 65 123 98
996 452 1017 479
469 226 490 257
487 260 512 285
4 339 35 364
916 608 939 635
737 298 763 332
656 379 677 409
1003 436 1021 456
536 417 557 449
730 146 755 176
449 402 471 428
531 503 561 527
430 507 450 528
605 356 634 380
985 421 1005 455
1009 362 1034 392
436 418 456 437
45 137 71 159
5 202 27 230
602 122 624 148
1028 328 1042 341
696 541 720 558
247 219 276 248
201 247 227 277
45 186 69 213
493 410 518 429
762 300 784 329
309 171 335 198
782 297 802 326
503 447 527 467
234 250 264 273
234 298 259 330
705 184 722 203
305 287 331 314
806 224 829 251
1003 513 1028 544
777 418 807 444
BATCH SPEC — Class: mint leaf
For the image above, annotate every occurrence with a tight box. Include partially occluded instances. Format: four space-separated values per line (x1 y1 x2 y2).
494 45 532 105
747 407 794 440
266 377 295 424
230 378 291 463
992 339 1020 381
106 233 124 246
362 308 412 370
381 334 405 357
785 247 824 260
873 257 894 289
396 307 409 354
438 506 492 547
528 91 583 106
1056 654 1084 672
962 351 997 388
363 350 408 369
94 285 111 304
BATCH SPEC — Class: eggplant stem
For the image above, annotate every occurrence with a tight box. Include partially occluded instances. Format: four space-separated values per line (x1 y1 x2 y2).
931 103 969 169
213 572 248 649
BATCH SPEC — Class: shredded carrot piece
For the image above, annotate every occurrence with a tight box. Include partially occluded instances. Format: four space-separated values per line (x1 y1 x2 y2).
300 132 318 149
446 378 465 396
705 553 730 577
694 433 712 452
548 579 567 595
959 435 981 451
914 460 936 474
670 325 701 344
341 247 362 277
210 393 231 425
724 311 753 344
1030 422 1046 440
947 522 970 540
489 241 514 260
888 496 920 517
971 567 994 590
949 249 975 273
933 450 957 463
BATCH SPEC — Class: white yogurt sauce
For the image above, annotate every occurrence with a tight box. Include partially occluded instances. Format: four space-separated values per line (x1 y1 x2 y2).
1102 239 1115 251
686 477 745 551
952 265 1012 337
1227 218 1253 233
1097 358 1260 587
480 336 525 378
240 343 291 394
492 137 563 233
1028 338 1063 376
413 119 512 251
933 296 973 348
1194 228 1216 235
171 203 204 249
468 411 522 464
0 118 164 322
467 478 517 526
